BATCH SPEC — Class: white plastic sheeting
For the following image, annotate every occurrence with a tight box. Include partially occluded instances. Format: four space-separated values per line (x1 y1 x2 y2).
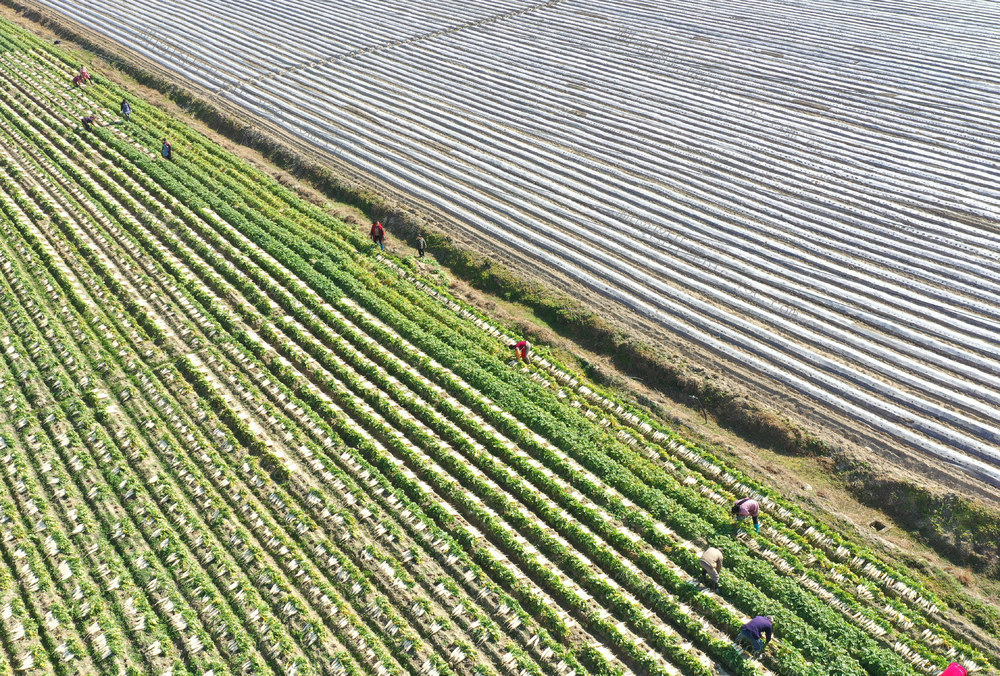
31 0 1000 485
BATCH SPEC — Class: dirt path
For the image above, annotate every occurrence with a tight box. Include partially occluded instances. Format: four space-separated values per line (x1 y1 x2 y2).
3 0 998 628
11 0 997 498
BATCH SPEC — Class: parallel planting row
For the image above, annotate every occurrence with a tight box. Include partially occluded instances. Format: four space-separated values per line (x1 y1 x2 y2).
30 0 1000 485
0 22 992 675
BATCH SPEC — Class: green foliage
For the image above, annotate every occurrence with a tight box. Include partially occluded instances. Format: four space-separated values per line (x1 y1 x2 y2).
0 20 991 676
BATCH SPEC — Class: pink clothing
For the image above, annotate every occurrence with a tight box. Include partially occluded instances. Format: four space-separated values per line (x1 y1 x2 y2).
736 499 759 518
940 664 967 676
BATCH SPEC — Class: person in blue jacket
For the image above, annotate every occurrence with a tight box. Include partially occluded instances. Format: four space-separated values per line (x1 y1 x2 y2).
121 99 132 121
161 139 172 160
738 616 774 654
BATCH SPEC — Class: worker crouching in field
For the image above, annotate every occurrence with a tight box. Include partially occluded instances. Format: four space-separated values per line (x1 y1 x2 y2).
737 615 774 655
732 497 761 533
510 340 531 363
72 66 91 87
699 547 723 591
161 139 173 160
939 664 967 676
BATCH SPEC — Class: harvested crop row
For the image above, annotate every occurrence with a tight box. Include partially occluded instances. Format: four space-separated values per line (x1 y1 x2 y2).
0 22 988 676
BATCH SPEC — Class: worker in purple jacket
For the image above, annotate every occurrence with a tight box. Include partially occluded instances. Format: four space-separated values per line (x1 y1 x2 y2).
731 497 761 533
738 615 774 654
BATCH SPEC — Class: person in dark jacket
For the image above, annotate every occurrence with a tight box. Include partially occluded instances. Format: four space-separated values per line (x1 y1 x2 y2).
731 497 761 533
161 139 172 160
370 221 386 251
738 616 773 654
121 99 132 121
81 115 96 130
416 234 427 257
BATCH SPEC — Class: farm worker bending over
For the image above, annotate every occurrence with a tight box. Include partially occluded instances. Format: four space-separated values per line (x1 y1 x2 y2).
416 234 427 257
81 115 96 130
731 497 761 533
72 75 83 87
699 547 723 591
161 139 172 160
510 340 531 363
370 221 386 251
939 664 967 676
121 99 132 121
738 616 773 655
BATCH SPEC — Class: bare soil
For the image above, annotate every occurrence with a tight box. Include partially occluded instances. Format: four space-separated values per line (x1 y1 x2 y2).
3 0 998 648
0 0 990 501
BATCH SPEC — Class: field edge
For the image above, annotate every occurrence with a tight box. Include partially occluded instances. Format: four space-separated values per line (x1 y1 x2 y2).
3 0 998 629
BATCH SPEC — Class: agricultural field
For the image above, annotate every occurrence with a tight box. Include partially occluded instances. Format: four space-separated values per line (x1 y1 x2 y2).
20 0 1000 488
0 17 997 676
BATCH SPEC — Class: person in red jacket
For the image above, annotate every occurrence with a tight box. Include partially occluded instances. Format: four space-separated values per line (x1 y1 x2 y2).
370 221 386 251
731 497 761 533
939 664 967 676
510 340 531 363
